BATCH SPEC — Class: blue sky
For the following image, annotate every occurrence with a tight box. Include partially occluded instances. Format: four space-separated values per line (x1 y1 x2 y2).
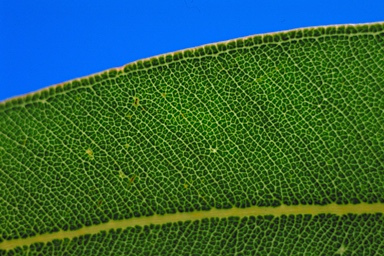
1 0 383 101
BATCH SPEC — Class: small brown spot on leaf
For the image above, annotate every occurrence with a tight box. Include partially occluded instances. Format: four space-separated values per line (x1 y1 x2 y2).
129 174 136 183
133 97 139 108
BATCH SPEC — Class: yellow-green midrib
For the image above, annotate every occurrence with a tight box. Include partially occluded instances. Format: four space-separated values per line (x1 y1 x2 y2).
1 203 384 251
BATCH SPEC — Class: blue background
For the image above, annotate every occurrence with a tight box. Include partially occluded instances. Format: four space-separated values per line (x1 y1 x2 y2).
1 0 383 101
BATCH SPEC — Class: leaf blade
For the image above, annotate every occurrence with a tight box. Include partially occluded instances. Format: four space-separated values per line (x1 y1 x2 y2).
1 22 384 255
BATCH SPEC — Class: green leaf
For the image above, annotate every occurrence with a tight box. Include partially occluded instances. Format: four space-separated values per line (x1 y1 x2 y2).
1 22 384 255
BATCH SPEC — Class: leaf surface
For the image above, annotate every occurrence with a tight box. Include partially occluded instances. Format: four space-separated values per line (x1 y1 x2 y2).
1 22 384 255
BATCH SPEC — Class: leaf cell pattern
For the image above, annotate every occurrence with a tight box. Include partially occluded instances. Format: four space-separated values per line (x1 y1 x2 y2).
1 23 384 255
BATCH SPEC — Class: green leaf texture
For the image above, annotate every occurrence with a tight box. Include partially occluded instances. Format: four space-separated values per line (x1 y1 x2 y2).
1 22 384 255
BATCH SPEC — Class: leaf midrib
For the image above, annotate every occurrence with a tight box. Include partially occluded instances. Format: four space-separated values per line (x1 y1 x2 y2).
1 202 383 251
